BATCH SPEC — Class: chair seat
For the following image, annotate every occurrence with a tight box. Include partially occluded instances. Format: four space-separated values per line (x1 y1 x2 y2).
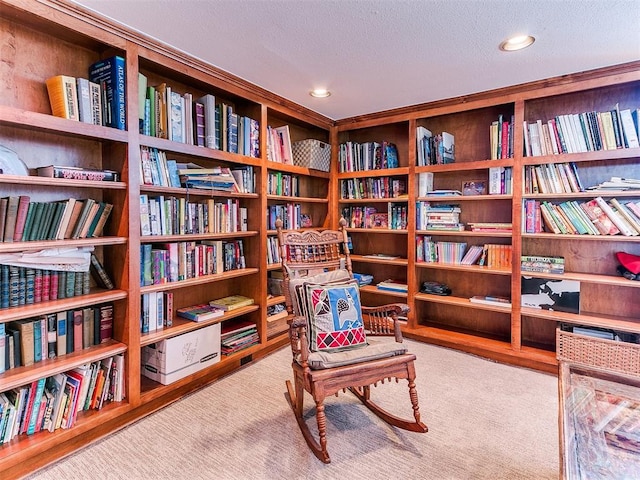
300 339 408 370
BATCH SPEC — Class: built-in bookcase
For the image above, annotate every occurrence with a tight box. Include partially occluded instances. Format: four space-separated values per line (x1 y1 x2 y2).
0 1 331 477
334 64 640 373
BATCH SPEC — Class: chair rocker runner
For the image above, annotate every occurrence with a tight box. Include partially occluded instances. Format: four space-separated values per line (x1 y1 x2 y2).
276 218 427 463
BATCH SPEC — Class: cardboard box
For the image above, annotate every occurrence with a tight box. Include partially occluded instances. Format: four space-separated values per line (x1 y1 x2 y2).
141 323 221 385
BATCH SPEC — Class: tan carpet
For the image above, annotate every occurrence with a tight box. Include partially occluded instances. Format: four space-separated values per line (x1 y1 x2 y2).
26 340 559 480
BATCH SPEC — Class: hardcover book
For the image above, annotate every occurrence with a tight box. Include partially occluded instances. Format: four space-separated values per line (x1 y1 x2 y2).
88 56 126 130
45 75 79 121
36 165 120 182
177 303 224 322
76 77 92 124
209 295 255 311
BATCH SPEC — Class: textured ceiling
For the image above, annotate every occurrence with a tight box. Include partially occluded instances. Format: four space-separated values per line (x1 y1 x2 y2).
71 0 640 120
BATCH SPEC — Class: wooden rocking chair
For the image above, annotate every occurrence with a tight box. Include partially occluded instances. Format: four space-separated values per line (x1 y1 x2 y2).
276 218 427 463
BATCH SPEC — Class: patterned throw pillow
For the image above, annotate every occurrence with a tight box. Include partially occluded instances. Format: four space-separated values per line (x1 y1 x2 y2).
302 280 367 352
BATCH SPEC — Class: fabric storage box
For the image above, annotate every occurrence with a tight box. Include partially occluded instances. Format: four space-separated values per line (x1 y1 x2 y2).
292 139 331 172
142 323 221 385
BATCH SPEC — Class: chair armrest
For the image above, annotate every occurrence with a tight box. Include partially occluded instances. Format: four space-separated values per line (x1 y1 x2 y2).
361 303 409 342
287 315 310 367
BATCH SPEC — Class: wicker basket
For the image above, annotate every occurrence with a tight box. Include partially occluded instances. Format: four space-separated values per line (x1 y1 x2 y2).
556 329 640 377
291 139 331 172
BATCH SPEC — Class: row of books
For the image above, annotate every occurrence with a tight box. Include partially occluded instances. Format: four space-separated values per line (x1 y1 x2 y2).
416 238 467 264
489 114 515 160
416 202 462 231
523 107 640 157
523 162 584 194
140 291 173 333
140 194 248 237
139 80 260 157
267 171 300 197
45 56 126 130
416 127 455 166
341 204 408 230
524 197 640 236
0 264 108 310
0 353 125 445
489 166 513 194
0 303 113 372
0 196 112 243
266 236 281 265
521 255 565 274
140 239 246 286
416 237 512 268
340 177 407 200
338 141 399 172
266 125 294 165
266 203 310 230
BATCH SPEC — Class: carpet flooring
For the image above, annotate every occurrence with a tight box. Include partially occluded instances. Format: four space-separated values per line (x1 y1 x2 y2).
26 340 559 479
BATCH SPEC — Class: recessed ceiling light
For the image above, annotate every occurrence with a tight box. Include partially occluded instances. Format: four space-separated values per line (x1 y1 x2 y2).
310 88 331 98
500 35 535 52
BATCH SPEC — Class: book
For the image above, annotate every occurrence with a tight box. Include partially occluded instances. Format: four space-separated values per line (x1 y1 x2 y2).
469 295 511 307
209 294 255 311
0 197 7 242
198 94 217 149
3 196 19 243
90 254 114 289
70 198 96 239
88 80 102 126
36 165 120 182
176 303 224 322
376 279 408 293
9 320 34 366
76 77 92 124
63 200 85 240
45 75 79 121
362 253 400 260
56 311 67 357
12 195 30 242
88 56 126 130
88 202 113 238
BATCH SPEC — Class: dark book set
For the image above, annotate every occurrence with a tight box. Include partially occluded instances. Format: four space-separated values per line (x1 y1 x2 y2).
0 256 113 311
0 195 113 243
0 303 113 373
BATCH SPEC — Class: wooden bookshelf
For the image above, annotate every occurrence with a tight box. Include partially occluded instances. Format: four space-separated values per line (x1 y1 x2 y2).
0 0 638 477
0 0 330 477
334 61 640 373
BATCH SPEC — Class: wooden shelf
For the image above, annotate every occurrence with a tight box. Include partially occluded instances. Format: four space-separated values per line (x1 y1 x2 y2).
139 231 259 243
521 308 640 334
140 305 260 346
350 254 408 266
415 292 512 313
0 340 127 392
416 262 511 275
139 268 260 294
360 285 408 299
0 289 128 323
